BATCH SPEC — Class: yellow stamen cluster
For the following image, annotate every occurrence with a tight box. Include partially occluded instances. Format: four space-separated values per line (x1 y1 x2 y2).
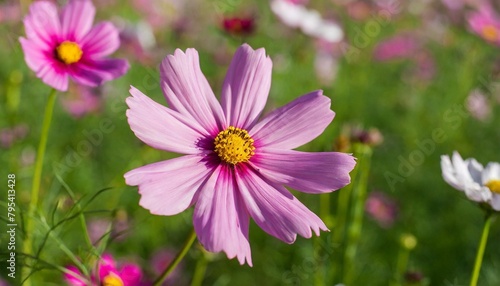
485 179 500 194
481 25 498 42
214 126 255 165
56 41 83 64
102 273 124 286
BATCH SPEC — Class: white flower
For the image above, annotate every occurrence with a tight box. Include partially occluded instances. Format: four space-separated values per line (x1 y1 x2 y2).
271 0 343 43
441 151 500 211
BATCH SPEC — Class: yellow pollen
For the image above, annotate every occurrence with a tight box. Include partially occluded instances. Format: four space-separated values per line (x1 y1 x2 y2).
102 273 124 286
485 180 500 194
214 126 255 165
56 41 83 64
481 25 498 42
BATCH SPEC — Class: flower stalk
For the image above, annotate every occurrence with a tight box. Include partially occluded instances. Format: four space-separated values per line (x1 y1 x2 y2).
343 143 373 285
153 229 197 286
22 88 57 285
470 212 493 286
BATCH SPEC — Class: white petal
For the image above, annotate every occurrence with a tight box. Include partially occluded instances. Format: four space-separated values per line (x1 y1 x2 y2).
481 162 500 184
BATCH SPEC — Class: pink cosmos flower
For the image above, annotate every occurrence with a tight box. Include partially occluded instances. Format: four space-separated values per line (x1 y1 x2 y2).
124 44 356 266
19 0 129 91
0 1 20 24
0 124 28 148
61 85 102 118
467 3 500 46
373 34 420 61
222 16 255 36
64 253 142 286
365 191 399 228
466 89 491 121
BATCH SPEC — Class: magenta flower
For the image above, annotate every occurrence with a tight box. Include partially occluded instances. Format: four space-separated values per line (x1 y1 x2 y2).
64 253 142 286
19 0 129 91
467 4 500 46
365 191 399 228
373 34 420 62
222 16 255 36
124 44 355 265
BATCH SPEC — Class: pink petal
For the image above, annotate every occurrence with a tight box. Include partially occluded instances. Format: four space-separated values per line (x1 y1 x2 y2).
250 90 334 149
120 264 143 286
23 1 61 50
98 254 117 280
19 38 51 73
61 0 95 41
251 149 356 193
221 44 272 129
69 59 129 86
126 86 209 154
81 22 120 59
193 165 252 266
37 61 69 91
160 48 226 135
64 266 86 286
125 155 214 216
236 166 328 243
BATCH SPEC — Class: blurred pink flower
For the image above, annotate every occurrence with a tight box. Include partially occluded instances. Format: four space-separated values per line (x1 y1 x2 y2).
65 253 142 286
87 219 111 245
0 1 21 24
373 34 420 61
413 51 436 81
467 3 500 45
365 191 399 228
87 212 130 245
19 0 129 91
119 21 156 65
0 278 10 286
441 0 464 11
466 89 491 121
151 249 182 285
346 1 373 21
132 0 185 31
373 33 436 81
351 126 384 147
61 85 102 118
222 16 255 36
314 40 342 85
124 44 356 265
0 124 28 148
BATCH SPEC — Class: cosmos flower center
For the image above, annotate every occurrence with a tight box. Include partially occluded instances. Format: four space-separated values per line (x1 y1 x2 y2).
56 41 83 64
485 179 500 194
102 273 124 286
214 126 255 165
481 25 498 42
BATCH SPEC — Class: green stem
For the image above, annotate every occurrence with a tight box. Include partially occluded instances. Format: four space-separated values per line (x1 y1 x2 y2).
393 248 410 286
315 194 331 286
153 229 197 286
191 252 208 286
54 172 94 251
332 161 359 282
22 88 57 285
40 216 89 276
469 213 493 286
343 144 373 285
